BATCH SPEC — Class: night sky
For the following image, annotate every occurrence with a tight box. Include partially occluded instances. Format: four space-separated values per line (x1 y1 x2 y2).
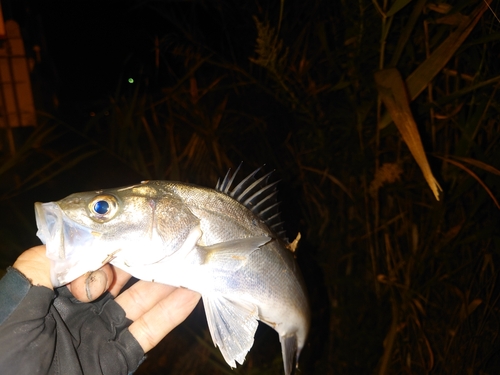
12 1 171 105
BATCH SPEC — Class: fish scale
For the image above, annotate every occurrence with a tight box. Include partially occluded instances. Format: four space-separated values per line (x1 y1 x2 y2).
34 167 310 375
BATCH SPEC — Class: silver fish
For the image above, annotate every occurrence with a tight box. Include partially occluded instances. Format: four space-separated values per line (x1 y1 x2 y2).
34 166 310 374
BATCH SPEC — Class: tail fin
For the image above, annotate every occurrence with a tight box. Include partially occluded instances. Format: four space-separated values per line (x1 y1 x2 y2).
280 334 298 375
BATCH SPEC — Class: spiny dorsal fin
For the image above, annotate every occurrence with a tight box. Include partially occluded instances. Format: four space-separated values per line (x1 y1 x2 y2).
216 164 288 242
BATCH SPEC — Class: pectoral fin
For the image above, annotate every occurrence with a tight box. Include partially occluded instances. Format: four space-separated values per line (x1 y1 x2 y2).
198 236 271 269
203 295 259 368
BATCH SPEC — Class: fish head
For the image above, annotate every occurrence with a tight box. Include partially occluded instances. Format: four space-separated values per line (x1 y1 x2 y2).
35 182 200 286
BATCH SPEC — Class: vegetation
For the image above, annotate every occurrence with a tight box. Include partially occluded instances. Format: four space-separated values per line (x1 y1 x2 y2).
1 0 500 373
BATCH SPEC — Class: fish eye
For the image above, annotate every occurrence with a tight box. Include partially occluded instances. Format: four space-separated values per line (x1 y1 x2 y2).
89 194 119 222
93 200 109 214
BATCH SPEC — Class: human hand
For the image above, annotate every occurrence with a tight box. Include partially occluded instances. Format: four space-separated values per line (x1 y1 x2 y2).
13 245 201 353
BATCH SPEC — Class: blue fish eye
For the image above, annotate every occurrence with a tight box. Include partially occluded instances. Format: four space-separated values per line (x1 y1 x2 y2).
94 200 110 215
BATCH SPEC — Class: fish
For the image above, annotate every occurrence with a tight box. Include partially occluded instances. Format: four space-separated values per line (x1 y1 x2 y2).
34 165 310 375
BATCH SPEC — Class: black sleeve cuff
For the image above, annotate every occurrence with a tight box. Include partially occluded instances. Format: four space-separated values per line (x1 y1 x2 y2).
0 267 145 375
0 266 52 324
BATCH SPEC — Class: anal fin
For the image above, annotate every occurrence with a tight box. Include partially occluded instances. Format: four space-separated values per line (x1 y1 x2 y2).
203 295 259 368
280 334 298 375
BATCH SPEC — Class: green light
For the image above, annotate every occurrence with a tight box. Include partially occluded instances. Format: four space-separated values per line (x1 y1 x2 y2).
128 78 134 83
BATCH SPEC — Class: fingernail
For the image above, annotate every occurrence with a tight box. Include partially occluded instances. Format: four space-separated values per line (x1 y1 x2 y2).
85 270 108 301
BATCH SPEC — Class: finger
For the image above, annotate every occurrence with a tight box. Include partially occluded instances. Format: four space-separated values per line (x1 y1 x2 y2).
107 266 133 297
115 280 178 321
127 287 201 353
67 264 114 302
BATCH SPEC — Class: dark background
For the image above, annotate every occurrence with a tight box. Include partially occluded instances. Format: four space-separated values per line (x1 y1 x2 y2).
1 1 500 374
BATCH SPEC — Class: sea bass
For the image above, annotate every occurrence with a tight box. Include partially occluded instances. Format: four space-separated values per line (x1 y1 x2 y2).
34 166 310 375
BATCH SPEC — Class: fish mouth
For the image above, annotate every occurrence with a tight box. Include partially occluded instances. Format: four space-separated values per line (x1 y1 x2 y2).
35 202 103 286
35 201 99 257
35 202 64 257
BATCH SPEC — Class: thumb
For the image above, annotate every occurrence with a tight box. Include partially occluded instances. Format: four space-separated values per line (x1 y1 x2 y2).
67 264 114 302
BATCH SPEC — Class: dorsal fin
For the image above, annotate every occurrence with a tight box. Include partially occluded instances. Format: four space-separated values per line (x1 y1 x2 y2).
216 164 288 242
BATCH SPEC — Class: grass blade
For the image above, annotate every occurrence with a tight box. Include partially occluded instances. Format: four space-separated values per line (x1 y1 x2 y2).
375 68 442 200
435 155 500 209
406 0 491 101
448 155 500 176
380 0 492 128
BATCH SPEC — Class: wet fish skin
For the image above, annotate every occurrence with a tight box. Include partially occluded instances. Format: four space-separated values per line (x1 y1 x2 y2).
35 172 310 375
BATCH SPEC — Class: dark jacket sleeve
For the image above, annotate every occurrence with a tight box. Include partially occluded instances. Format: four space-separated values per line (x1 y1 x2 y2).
0 267 145 375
